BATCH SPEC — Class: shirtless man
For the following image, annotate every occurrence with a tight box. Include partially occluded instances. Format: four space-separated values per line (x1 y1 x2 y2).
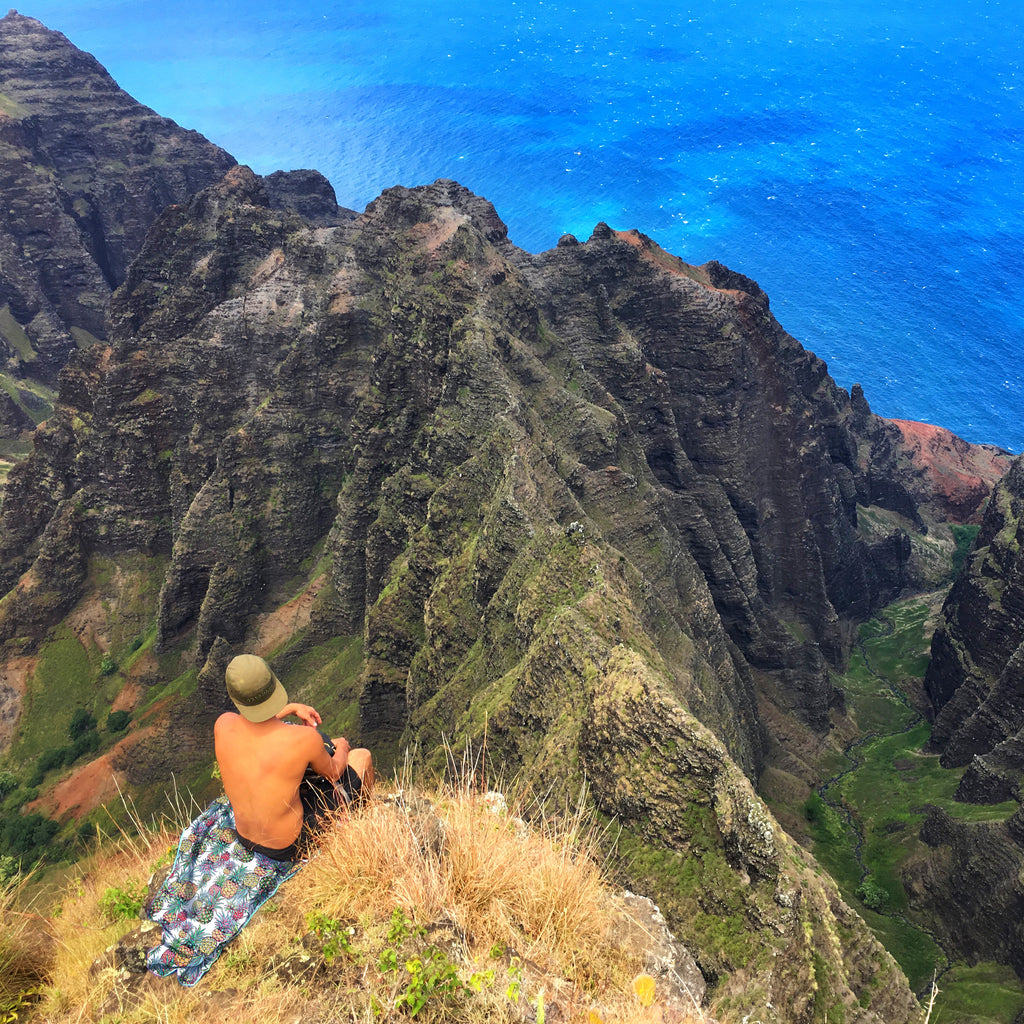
214 654 374 862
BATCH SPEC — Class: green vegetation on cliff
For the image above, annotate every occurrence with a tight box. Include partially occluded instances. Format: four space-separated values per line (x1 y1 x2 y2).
773 596 1024 1019
0 162 1011 1024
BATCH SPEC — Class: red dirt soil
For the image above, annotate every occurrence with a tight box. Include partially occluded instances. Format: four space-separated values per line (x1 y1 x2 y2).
30 726 157 823
888 418 1013 521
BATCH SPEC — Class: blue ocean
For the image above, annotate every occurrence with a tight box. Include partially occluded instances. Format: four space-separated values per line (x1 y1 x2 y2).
28 0 1024 452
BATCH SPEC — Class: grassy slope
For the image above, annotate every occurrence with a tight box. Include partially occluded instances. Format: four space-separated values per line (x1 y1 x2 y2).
2 778 709 1024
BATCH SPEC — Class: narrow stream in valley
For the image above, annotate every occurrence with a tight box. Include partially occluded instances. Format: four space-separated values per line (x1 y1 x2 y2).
816 615 955 997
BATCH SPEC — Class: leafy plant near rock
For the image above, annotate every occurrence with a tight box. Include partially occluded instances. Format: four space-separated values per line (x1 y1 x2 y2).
106 710 131 733
98 880 147 923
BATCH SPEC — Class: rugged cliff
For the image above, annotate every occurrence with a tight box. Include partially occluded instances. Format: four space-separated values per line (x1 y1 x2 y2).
0 19 1017 1016
925 455 1024 795
0 10 235 393
871 455 1024 980
904 804 1024 977
0 168 942 757
4 158 999 1018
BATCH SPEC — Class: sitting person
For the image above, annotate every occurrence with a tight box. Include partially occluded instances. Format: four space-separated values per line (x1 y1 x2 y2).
214 653 374 862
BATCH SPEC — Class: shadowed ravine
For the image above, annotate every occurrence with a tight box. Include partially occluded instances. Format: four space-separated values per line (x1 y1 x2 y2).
805 600 1024 1016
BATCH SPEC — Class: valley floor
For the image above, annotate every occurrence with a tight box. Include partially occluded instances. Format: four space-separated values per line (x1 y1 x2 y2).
766 595 1024 1024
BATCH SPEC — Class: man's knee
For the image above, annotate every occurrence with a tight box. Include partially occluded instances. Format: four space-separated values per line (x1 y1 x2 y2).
348 747 373 782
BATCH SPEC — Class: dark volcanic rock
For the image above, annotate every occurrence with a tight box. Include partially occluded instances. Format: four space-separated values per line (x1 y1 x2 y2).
907 455 1024 977
0 173 980 767
262 169 357 226
0 168 988 1022
905 805 1024 974
925 455 1024 785
0 11 236 381
513 226 923 728
0 381 32 437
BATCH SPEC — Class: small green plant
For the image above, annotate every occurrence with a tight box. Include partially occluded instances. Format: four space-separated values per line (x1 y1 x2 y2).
98 880 146 922
386 906 423 944
0 854 17 887
467 967 495 993
856 876 890 913
394 946 467 1016
505 956 522 1003
106 710 130 733
376 907 467 1016
1 985 41 1023
151 845 175 871
99 655 117 677
534 989 546 1024
306 910 357 964
68 708 96 739
220 948 255 976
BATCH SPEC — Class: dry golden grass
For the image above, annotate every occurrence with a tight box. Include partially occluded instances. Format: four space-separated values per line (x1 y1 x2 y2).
1 878 51 1020
302 781 612 981
4 775 711 1024
31 822 178 1021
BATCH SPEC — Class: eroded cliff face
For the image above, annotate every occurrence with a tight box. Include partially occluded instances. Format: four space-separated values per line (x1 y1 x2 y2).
0 10 236 384
0 166 989 1019
0 169 930 761
887 455 1024 976
925 455 1024 797
904 805 1024 976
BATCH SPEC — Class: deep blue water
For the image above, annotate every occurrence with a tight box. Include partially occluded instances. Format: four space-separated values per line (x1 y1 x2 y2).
26 0 1024 452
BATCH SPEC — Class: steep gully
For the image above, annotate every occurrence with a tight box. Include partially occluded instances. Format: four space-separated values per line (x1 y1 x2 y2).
816 615 954 994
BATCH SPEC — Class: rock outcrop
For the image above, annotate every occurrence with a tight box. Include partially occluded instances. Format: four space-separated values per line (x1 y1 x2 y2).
903 805 1024 974
885 419 1011 524
0 10 236 386
0 170 942 765
898 455 1024 977
924 454 1024 796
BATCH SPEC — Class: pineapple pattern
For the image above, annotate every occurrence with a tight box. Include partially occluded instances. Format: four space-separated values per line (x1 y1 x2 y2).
146 795 301 985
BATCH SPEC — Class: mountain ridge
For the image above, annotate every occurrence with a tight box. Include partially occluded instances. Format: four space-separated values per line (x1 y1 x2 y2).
0 17 1018 1022
0 163 994 1020
0 10 235 397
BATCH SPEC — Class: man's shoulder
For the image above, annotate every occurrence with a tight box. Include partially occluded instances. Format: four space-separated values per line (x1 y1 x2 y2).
261 719 320 752
280 721 323 747
214 711 240 734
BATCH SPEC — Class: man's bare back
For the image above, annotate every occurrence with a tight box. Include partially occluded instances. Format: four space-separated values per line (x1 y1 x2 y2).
215 655 373 858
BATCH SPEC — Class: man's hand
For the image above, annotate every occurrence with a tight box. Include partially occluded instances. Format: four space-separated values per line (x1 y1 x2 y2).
276 703 322 728
330 736 350 779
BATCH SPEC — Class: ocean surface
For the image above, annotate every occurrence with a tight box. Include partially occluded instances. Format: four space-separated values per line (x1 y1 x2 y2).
27 0 1024 452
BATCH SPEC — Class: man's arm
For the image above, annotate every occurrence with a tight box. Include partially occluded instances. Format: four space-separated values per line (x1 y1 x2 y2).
275 703 322 728
307 732 350 782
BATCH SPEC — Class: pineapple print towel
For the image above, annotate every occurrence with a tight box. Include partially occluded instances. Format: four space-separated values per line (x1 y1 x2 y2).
146 794 302 985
